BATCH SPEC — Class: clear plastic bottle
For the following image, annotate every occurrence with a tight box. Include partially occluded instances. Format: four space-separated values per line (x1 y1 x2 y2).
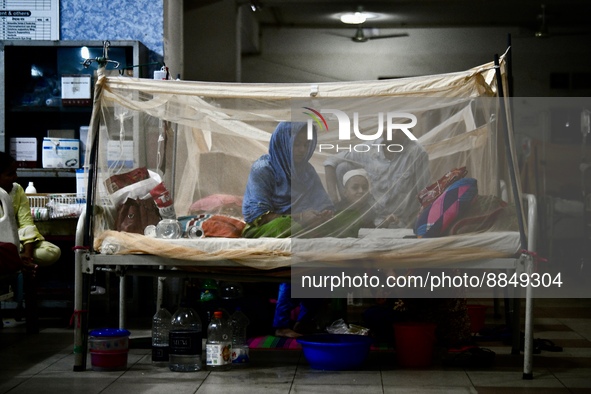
205 310 232 370
25 182 37 194
168 303 203 372
152 305 172 364
230 307 250 366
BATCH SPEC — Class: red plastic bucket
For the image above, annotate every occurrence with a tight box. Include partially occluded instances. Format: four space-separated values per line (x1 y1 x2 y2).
393 322 436 368
88 328 131 371
467 305 487 334
90 350 129 371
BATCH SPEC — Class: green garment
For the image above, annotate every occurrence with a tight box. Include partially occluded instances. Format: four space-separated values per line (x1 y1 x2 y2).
9 183 44 245
242 209 363 239
5 183 61 266
242 215 296 238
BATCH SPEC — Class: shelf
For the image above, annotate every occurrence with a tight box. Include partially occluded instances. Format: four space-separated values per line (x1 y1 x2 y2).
9 106 93 113
1 39 148 157
17 168 77 178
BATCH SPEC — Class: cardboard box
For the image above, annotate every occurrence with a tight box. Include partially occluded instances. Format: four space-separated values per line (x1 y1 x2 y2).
48 129 75 139
42 138 80 168
10 138 37 167
79 126 89 165
76 168 88 196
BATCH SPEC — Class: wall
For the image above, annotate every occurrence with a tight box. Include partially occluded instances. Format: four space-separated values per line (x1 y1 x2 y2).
59 0 164 67
57 2 591 97
241 25 591 98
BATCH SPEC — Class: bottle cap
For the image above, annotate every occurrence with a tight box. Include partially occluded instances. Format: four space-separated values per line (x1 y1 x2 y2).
214 311 223 319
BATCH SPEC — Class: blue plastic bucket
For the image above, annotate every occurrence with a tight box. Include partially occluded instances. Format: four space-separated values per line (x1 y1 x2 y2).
297 334 374 370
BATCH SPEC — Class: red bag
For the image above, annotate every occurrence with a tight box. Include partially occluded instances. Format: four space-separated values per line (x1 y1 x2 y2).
115 197 161 234
417 167 468 211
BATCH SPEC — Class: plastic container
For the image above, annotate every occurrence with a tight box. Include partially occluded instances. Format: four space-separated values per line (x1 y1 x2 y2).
297 334 373 370
169 304 203 372
230 308 250 365
206 311 232 370
156 219 182 239
152 305 172 363
467 304 487 334
25 182 37 194
393 322 436 368
88 328 131 371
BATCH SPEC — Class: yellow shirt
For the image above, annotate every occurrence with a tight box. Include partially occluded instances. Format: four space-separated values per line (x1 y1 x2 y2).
9 183 44 245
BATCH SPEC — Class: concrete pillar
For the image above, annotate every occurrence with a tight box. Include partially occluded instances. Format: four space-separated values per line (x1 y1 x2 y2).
164 0 184 79
183 0 241 82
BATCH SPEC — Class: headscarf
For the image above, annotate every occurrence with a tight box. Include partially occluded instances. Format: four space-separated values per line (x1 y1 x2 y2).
342 168 369 187
242 122 334 223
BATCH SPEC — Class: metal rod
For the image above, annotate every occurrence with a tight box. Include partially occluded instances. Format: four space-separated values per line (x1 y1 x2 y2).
493 54 527 250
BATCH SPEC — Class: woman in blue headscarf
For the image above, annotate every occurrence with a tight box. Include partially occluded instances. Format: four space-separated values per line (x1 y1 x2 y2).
242 121 334 238
242 121 334 337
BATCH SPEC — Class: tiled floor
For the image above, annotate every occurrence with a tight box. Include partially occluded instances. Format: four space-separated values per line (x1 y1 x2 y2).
1 298 590 393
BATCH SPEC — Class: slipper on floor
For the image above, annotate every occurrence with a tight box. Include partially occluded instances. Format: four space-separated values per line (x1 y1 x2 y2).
515 335 562 354
443 346 495 368
534 338 563 352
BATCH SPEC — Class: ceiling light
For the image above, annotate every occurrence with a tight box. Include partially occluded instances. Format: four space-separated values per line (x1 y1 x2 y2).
341 12 365 24
340 11 378 25
249 0 262 12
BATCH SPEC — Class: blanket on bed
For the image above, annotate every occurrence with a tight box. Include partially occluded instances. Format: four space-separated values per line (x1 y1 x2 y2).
93 228 520 270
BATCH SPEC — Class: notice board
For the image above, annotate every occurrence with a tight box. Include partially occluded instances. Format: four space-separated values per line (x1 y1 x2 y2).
0 0 59 40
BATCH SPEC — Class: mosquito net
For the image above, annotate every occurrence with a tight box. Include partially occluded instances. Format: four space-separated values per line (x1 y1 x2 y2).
84 53 525 267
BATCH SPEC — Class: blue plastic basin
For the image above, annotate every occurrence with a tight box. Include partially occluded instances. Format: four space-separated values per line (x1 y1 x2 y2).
297 334 374 370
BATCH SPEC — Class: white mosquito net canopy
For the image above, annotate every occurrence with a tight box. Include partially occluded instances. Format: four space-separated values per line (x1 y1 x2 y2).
84 53 525 267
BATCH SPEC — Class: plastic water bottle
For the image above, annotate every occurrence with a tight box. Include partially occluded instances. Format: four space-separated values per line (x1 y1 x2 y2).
230 308 250 365
168 303 203 372
25 182 37 194
152 305 172 364
205 311 232 370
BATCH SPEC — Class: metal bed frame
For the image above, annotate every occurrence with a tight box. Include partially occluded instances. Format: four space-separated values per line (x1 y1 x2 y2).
72 193 538 379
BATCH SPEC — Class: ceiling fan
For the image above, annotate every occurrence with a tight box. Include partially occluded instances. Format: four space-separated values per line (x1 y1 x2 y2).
350 26 409 43
335 6 408 42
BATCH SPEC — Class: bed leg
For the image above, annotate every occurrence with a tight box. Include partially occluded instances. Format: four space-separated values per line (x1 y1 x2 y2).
156 267 165 309
73 249 87 371
511 297 521 356
119 269 126 329
522 254 534 379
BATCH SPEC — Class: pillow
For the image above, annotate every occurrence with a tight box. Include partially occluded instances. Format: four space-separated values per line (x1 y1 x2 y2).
414 178 478 238
188 194 243 217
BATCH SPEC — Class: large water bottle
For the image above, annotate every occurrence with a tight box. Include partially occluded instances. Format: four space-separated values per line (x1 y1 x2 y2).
205 311 232 370
230 307 250 365
168 303 203 372
152 305 172 364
